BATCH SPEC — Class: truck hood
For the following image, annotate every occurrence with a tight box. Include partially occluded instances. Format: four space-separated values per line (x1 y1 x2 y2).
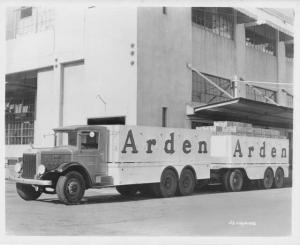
39 147 76 171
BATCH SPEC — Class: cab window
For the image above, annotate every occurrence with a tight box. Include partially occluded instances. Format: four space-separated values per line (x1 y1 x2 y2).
80 131 99 150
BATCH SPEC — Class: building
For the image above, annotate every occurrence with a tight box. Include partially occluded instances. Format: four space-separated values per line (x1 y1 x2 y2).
5 6 294 162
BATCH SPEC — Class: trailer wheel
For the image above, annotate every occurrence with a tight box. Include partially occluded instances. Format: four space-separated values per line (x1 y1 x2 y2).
16 183 42 201
56 171 85 205
178 169 196 196
228 169 244 192
222 170 231 192
116 185 138 196
259 168 274 189
152 168 178 198
273 168 284 188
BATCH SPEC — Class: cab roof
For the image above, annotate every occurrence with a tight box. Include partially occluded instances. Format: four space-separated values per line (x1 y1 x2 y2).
53 125 106 132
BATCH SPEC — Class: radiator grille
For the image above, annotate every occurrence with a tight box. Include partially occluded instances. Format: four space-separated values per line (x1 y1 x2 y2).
22 154 36 179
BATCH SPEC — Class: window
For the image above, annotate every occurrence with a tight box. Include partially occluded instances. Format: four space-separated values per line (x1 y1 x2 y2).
20 7 32 19
245 25 276 56
286 93 293 108
162 107 167 127
5 98 35 145
192 7 234 39
246 85 277 104
57 132 77 147
285 43 294 59
80 131 99 150
192 72 234 104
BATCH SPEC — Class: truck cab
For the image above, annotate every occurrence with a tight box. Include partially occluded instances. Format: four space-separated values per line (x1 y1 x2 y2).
13 125 110 204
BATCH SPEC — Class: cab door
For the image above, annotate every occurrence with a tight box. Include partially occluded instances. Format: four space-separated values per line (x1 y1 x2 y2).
74 129 108 182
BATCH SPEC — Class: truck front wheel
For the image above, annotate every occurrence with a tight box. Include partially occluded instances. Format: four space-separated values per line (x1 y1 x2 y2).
56 171 85 205
16 183 42 201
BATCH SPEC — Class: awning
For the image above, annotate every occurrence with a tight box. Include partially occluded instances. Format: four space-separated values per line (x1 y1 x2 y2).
192 97 293 129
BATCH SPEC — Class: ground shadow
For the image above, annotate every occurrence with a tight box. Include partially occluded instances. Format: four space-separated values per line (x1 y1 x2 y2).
37 181 292 206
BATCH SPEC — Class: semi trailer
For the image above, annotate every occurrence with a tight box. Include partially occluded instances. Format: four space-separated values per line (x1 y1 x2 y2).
12 121 289 204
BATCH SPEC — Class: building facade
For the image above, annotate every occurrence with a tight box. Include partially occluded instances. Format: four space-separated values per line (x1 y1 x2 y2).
5 7 294 161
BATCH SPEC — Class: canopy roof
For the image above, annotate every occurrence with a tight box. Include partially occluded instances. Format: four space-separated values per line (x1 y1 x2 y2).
193 97 293 129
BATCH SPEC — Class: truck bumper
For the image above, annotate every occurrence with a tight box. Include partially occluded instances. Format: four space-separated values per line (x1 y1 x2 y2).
10 177 52 186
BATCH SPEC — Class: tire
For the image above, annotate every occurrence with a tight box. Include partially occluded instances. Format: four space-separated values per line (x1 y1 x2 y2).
228 169 244 192
178 168 196 196
116 185 138 196
259 168 274 189
274 168 284 188
56 171 85 205
16 183 42 201
152 168 178 198
222 170 231 192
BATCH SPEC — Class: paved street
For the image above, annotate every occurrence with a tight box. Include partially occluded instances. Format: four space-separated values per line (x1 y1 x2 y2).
5 180 291 236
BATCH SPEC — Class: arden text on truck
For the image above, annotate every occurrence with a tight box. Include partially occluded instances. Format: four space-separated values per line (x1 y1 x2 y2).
12 122 289 205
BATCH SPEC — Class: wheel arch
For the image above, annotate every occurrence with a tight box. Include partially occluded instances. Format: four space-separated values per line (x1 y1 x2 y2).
50 162 93 189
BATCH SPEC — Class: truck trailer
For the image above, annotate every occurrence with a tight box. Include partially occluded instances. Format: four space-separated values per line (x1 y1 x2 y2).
12 121 289 204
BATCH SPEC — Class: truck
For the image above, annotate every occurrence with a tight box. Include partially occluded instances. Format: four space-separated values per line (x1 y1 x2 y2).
12 121 289 205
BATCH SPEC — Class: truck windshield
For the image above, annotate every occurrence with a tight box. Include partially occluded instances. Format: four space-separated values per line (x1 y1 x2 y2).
55 131 77 147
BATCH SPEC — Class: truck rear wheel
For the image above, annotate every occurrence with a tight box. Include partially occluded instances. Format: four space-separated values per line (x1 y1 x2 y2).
258 168 274 189
222 170 231 192
152 168 178 198
56 171 85 205
16 183 42 201
229 169 244 192
116 185 138 196
223 169 243 192
178 169 195 196
273 168 284 188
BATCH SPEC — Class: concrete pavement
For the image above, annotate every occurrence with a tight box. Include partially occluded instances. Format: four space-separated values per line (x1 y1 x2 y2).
5 180 291 236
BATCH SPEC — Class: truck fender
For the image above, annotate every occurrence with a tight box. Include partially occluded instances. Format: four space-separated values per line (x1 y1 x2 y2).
50 162 93 188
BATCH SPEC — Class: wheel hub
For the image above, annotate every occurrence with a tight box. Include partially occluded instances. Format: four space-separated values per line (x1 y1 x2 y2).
67 181 79 195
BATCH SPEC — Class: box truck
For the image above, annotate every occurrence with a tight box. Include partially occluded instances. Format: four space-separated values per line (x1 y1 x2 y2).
12 122 289 204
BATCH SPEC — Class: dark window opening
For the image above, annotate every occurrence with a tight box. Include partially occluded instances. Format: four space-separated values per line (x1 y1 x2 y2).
20 7 32 19
87 116 125 125
192 72 233 104
285 43 293 59
245 24 276 56
162 7 167 15
162 107 167 127
192 7 234 39
5 73 37 145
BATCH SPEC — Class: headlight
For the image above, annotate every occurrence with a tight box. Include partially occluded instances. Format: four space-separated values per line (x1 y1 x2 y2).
37 165 46 175
14 163 22 173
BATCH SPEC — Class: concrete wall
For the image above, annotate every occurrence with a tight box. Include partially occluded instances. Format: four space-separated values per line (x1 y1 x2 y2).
34 68 58 147
137 7 192 128
245 46 277 83
84 7 137 125
285 59 294 94
6 7 85 74
192 25 235 80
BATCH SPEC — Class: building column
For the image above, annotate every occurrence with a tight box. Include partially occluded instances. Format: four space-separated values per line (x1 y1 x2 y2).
276 39 287 106
234 23 247 98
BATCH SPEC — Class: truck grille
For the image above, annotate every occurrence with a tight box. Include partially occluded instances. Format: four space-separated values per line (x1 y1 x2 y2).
22 154 36 179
